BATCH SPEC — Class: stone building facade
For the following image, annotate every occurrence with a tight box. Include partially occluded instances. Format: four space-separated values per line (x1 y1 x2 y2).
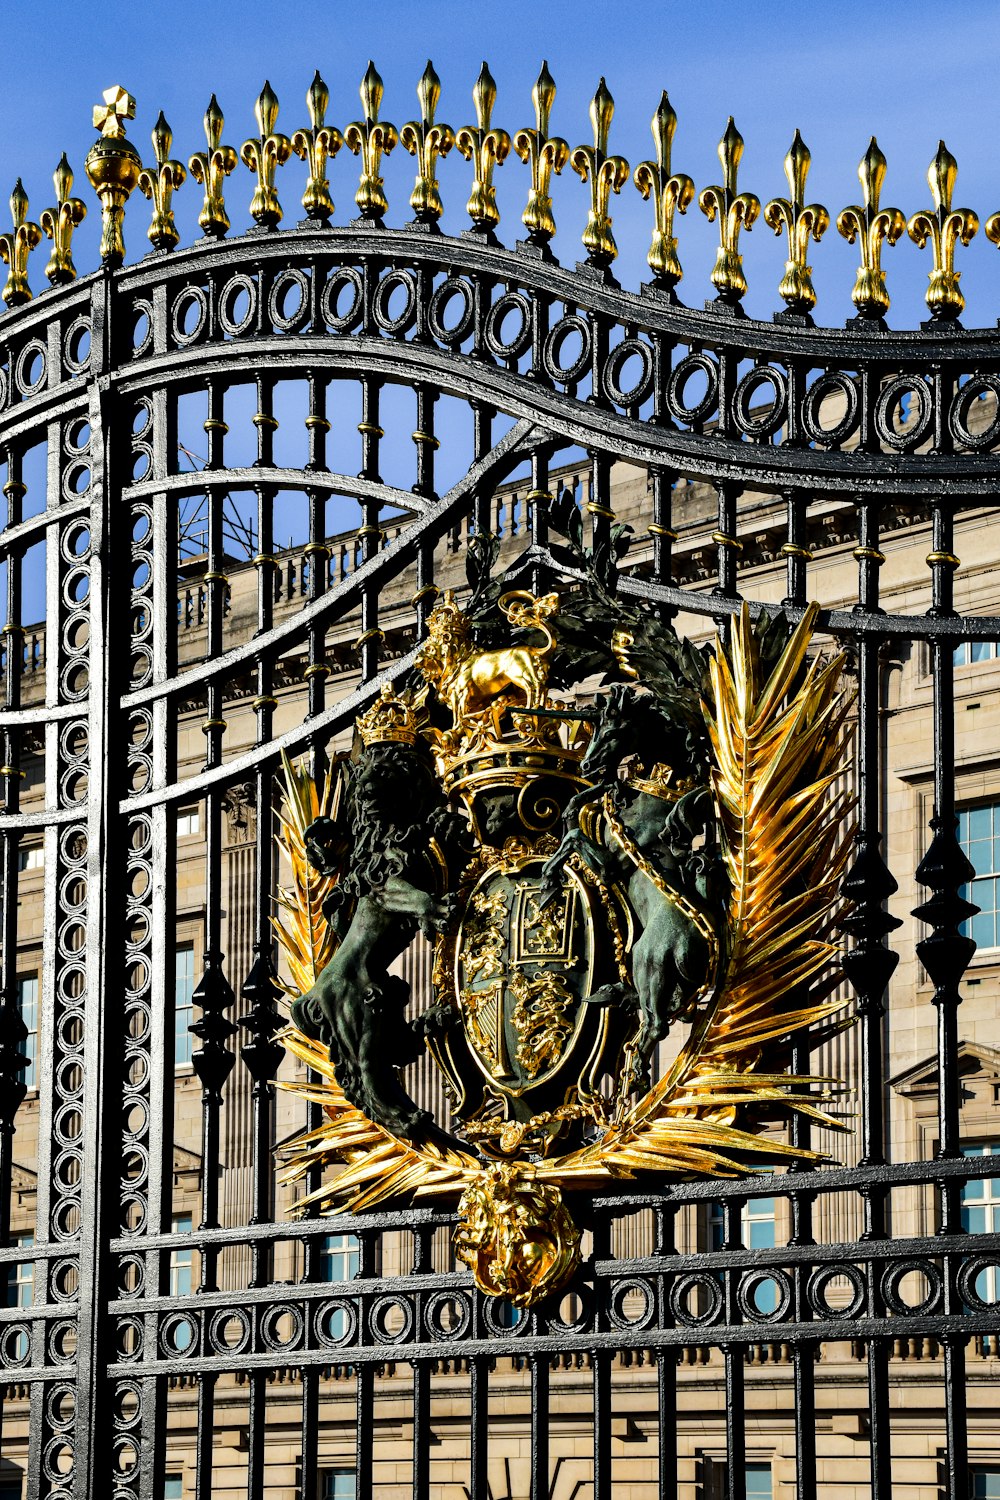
4 430 1000 1499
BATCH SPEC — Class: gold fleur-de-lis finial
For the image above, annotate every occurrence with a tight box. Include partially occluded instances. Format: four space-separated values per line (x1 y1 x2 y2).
836 138 906 321
633 91 694 292
40 156 87 285
570 78 630 269
513 62 569 247
241 81 292 229
698 119 760 305
189 96 238 237
907 141 978 322
763 130 830 315
292 71 343 222
85 84 141 267
0 182 41 308
137 112 186 251
456 62 510 237
401 61 455 225
345 62 399 224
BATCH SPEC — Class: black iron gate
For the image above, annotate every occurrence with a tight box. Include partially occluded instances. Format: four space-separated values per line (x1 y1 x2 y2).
0 67 999 1500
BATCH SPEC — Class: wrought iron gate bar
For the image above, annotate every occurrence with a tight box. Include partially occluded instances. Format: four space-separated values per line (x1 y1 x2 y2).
1 71 999 1500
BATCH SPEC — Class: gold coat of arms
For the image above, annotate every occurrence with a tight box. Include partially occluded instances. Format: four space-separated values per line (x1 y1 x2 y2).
277 522 852 1307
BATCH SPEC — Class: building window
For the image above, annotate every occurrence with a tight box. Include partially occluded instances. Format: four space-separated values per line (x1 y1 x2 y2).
972 1472 1000 1499
176 806 200 837
961 1145 1000 1303
5 1232 33 1309
0 1472 23 1500
170 1214 194 1298
175 945 195 1066
16 843 43 871
709 1198 778 1314
958 805 1000 950
704 1460 772 1500
320 1234 360 1284
320 1471 356 1500
163 1479 184 1500
16 975 38 1090
954 640 998 667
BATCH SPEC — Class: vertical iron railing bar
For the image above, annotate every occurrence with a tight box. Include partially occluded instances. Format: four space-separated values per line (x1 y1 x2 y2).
412 383 437 641
591 1213 612 1500
918 485 971 1500
355 1233 378 1498
73 266 129 1499
722 1197 746 1500
649 467 677 620
529 1347 550 1500
469 1352 489 1500
528 446 552 597
587 450 612 577
472 401 495 544
653 1200 679 1500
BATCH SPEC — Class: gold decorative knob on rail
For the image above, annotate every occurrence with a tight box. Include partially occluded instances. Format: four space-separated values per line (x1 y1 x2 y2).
189 96 237 238
401 61 455 225
907 141 978 322
513 62 569 248
40 156 86 285
456 62 510 236
633 91 694 292
138 112 186 251
85 84 141 268
345 61 398 224
763 130 828 315
292 71 343 223
836 137 905 321
698 118 760 305
241 81 292 229
0 181 41 307
570 78 629 270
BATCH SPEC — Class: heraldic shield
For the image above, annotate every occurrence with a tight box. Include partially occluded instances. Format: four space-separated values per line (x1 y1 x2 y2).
276 514 855 1308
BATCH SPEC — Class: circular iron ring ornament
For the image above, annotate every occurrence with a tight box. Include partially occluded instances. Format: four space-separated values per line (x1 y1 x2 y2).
428 277 476 346
543 314 592 385
483 290 532 360
602 338 655 408
667 351 720 425
805 1262 866 1320
732 365 788 438
218 273 258 337
372 269 418 335
881 1258 944 1317
321 267 364 332
800 370 861 447
874 374 933 452
949 374 1000 450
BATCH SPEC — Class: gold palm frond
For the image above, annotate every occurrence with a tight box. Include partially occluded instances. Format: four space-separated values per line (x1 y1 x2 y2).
546 601 854 1186
272 749 343 997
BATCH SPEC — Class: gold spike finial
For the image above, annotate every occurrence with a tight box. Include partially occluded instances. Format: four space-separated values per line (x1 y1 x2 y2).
85 84 141 267
292 70 343 222
763 129 829 315
189 96 237 238
456 61 511 236
570 77 630 269
401 59 455 224
137 110 186 252
633 90 694 291
513 61 569 246
0 180 41 308
907 139 978 322
40 155 87 285
345 61 399 224
698 117 760 305
241 81 292 228
836 136 906 320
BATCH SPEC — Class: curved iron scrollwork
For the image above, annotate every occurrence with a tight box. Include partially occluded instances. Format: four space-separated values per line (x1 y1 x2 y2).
0 64 997 1500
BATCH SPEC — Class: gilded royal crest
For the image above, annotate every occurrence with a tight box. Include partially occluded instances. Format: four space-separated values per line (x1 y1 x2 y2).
276 519 854 1307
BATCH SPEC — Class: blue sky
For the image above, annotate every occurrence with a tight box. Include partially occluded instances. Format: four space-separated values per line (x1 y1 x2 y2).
3 0 1000 328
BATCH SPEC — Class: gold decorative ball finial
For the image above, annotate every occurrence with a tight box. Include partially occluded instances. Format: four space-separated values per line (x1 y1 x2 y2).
85 84 141 267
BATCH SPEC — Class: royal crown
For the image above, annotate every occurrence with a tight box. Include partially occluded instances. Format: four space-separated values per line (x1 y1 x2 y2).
356 682 419 747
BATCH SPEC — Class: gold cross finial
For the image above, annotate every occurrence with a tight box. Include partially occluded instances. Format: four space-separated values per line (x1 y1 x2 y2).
93 85 136 139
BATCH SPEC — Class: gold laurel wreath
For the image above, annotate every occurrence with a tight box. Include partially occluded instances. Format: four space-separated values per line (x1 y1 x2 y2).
276 602 853 1214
